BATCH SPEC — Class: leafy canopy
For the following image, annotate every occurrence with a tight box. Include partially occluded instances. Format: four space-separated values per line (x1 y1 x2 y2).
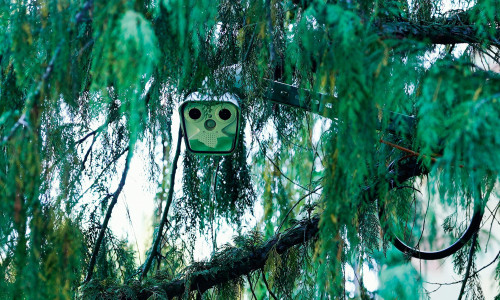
0 0 499 299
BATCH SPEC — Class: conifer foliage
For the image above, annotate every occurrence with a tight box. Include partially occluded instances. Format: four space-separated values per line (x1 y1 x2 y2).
1 0 499 299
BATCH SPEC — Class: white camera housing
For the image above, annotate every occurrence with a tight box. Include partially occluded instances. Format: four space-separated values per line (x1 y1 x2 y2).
179 92 241 155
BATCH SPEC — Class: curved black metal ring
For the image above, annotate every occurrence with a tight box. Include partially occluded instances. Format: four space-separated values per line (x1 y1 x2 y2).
390 206 483 260
262 81 483 260
380 158 484 260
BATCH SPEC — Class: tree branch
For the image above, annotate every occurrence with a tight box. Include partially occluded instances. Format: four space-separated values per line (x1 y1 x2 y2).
136 217 320 299
84 148 134 283
266 0 276 66
247 274 257 300
261 268 279 300
1 0 93 145
289 1 498 45
457 232 478 300
425 250 500 286
141 128 183 279
376 22 500 46
1 45 61 144
276 187 322 233
75 123 107 145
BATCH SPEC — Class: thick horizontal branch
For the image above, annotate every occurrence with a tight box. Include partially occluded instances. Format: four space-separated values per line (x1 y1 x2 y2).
289 1 498 45
377 22 500 45
136 217 319 299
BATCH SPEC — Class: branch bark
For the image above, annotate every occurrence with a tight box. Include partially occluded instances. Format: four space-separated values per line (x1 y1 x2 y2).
376 22 500 46
136 217 320 299
289 1 498 45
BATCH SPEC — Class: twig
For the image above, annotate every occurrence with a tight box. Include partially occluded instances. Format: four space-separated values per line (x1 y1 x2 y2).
266 0 276 66
123 197 143 266
425 250 500 287
211 157 222 252
485 203 500 250
457 232 478 300
243 24 258 63
247 274 257 300
141 128 183 279
255 137 310 191
261 268 278 300
276 187 322 233
2 0 93 145
75 124 105 145
80 134 97 170
84 148 134 283
415 194 431 249
380 139 437 163
1 45 61 144
76 147 129 203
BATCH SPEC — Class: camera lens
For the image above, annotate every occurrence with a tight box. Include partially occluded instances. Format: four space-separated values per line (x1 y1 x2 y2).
188 108 201 120
205 119 216 130
219 108 231 120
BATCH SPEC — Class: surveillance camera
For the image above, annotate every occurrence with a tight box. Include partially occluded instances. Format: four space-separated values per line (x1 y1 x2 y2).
179 92 241 155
